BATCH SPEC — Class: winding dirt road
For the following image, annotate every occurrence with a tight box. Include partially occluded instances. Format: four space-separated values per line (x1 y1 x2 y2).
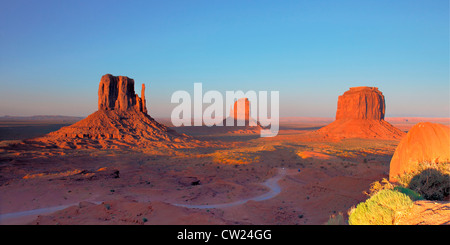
0 168 288 224
173 168 286 209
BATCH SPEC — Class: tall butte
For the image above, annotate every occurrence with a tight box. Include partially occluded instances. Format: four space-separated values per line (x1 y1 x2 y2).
315 86 405 140
37 74 195 149
98 74 147 113
221 98 262 134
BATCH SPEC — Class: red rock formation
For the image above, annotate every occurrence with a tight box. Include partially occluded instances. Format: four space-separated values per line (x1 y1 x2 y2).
336 87 385 120
98 74 147 113
220 98 262 134
389 122 450 182
230 98 250 121
141 83 147 114
315 86 405 140
32 74 199 149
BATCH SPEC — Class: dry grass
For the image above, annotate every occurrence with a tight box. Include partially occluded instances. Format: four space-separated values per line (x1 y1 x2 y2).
397 161 449 200
363 178 394 197
210 143 278 165
325 212 347 225
23 169 85 179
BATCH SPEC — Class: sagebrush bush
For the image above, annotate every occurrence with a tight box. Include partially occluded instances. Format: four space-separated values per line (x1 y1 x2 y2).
348 189 413 225
364 178 394 196
408 169 449 200
397 162 449 201
393 186 424 201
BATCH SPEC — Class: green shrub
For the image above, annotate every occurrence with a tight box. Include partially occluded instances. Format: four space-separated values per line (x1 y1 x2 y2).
348 201 394 225
393 186 424 201
348 189 413 225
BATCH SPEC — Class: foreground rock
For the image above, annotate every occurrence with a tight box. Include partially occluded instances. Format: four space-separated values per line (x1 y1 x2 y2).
396 200 450 225
315 87 405 140
389 122 450 182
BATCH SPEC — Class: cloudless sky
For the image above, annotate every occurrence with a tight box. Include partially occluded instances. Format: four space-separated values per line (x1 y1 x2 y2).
0 0 448 118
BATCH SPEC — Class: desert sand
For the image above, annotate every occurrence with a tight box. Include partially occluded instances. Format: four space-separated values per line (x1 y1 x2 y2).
0 123 396 225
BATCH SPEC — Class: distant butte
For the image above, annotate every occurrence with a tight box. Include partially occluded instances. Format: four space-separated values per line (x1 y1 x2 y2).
222 98 262 134
315 86 405 140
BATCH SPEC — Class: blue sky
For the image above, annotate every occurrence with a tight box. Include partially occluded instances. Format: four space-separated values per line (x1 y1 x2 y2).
0 0 448 117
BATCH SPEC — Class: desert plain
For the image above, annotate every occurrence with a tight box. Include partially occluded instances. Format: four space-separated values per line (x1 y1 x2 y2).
0 114 448 225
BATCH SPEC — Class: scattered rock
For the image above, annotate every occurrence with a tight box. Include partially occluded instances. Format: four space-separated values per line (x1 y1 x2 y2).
178 177 201 187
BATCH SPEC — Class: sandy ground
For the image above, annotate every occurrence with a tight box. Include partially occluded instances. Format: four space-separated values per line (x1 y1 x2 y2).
0 119 448 225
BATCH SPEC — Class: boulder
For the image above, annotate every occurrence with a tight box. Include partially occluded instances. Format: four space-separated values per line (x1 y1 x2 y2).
389 122 450 182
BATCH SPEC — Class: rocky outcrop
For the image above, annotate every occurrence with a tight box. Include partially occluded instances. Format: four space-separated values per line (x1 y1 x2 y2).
336 87 385 120
219 98 261 134
33 74 200 149
230 98 250 121
141 84 147 114
389 122 450 182
98 74 147 113
315 87 405 140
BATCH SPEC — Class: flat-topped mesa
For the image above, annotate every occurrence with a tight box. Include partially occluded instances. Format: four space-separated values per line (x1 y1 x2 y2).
336 86 385 120
314 86 405 140
98 74 147 113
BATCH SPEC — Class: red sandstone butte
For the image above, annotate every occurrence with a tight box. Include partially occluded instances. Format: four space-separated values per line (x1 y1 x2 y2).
389 122 450 182
34 74 196 149
230 98 251 121
98 74 147 113
315 86 405 140
336 87 385 120
223 98 261 129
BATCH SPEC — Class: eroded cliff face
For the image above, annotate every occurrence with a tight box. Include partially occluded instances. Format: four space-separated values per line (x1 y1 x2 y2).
315 86 404 140
98 74 147 113
336 87 385 120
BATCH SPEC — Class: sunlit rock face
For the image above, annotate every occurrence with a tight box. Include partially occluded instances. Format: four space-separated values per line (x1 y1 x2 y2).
389 122 450 182
315 86 404 140
98 74 147 113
